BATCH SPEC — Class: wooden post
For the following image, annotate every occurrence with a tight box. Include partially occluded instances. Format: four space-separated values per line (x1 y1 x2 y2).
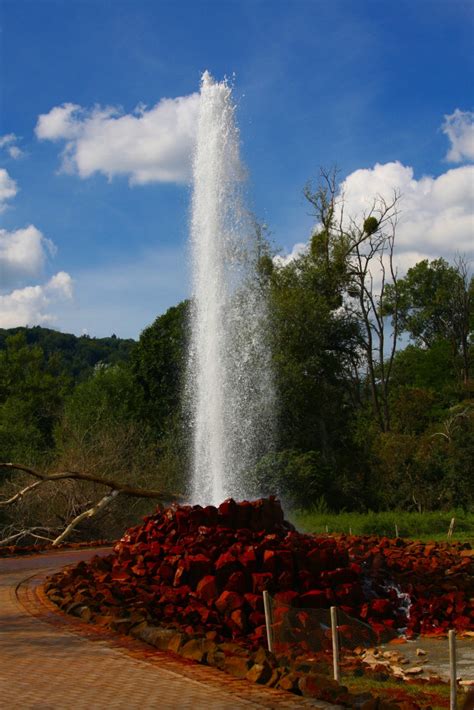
449 629 457 710
448 517 455 539
395 523 399 538
330 606 341 683
263 590 274 654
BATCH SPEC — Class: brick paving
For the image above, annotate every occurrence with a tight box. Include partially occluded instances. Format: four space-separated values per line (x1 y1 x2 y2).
0 549 338 709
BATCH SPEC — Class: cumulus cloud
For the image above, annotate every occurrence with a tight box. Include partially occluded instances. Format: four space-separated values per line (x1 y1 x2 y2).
279 161 473 275
0 225 56 288
35 93 200 185
273 242 308 266
0 168 18 211
0 272 73 328
0 133 25 160
339 161 474 259
442 109 474 163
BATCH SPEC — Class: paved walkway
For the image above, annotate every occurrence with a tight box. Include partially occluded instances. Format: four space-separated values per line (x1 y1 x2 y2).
0 549 336 709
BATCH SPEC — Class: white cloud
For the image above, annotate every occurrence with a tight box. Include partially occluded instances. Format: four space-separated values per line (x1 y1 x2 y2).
0 133 25 160
280 161 473 276
339 161 474 260
0 272 73 328
0 134 16 148
442 109 474 163
8 146 24 160
273 242 308 266
36 93 200 185
0 225 56 288
0 168 18 212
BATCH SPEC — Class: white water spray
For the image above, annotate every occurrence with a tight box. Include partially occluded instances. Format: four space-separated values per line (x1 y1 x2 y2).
187 71 274 505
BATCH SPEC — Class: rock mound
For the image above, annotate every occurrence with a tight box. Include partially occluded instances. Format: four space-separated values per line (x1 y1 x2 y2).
47 497 406 646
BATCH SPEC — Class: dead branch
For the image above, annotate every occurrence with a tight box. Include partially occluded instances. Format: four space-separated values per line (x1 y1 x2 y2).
0 462 184 501
0 479 44 507
0 526 57 546
0 461 185 547
51 490 120 547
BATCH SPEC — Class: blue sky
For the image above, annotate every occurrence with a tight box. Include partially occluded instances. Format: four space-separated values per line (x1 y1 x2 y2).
0 0 473 338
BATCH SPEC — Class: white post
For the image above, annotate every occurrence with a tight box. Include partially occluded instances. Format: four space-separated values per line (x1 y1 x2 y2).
448 517 455 539
330 606 341 683
263 590 274 654
395 523 399 538
449 629 457 710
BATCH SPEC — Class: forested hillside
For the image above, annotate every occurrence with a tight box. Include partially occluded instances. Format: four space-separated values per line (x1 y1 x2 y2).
0 326 135 381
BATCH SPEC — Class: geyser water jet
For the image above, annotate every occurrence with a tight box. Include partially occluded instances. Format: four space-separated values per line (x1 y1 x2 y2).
187 71 274 505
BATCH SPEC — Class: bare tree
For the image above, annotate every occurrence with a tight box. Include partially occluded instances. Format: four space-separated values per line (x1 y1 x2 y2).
304 167 401 432
345 193 401 432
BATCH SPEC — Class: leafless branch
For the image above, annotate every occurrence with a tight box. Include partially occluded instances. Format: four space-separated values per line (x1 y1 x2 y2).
51 490 120 547
0 462 184 501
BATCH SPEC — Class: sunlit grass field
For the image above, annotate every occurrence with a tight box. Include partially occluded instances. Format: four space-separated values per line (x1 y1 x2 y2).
290 509 474 544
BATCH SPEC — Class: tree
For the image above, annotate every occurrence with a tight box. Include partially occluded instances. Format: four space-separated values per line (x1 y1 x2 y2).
131 301 188 439
0 333 71 462
303 168 402 432
384 257 473 383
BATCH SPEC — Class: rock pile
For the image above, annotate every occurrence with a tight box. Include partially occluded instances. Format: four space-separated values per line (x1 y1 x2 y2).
45 498 410 647
45 499 473 648
334 534 474 637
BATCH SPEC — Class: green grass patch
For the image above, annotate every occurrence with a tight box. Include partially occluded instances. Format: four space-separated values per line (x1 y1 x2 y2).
343 673 460 710
289 509 474 543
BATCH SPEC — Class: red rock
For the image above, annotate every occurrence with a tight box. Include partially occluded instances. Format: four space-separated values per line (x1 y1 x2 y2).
252 573 273 594
44 497 473 654
215 591 244 614
299 590 327 608
225 571 249 594
196 575 217 603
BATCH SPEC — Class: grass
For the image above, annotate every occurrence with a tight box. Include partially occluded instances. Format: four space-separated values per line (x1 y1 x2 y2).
289 509 474 544
343 673 462 710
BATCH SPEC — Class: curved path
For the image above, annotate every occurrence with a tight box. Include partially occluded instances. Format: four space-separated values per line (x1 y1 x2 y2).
0 549 336 709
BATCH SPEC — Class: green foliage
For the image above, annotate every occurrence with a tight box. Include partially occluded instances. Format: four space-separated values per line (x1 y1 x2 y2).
0 325 135 381
0 333 71 462
131 301 188 438
246 450 332 509
384 258 473 375
269 231 360 462
363 216 379 235
390 341 458 393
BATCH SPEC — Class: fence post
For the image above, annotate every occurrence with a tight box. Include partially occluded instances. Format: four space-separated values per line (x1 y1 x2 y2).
448 517 455 539
263 590 274 653
449 629 457 710
330 606 341 683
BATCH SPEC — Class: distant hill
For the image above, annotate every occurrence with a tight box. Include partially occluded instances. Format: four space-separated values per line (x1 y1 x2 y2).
0 326 136 380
